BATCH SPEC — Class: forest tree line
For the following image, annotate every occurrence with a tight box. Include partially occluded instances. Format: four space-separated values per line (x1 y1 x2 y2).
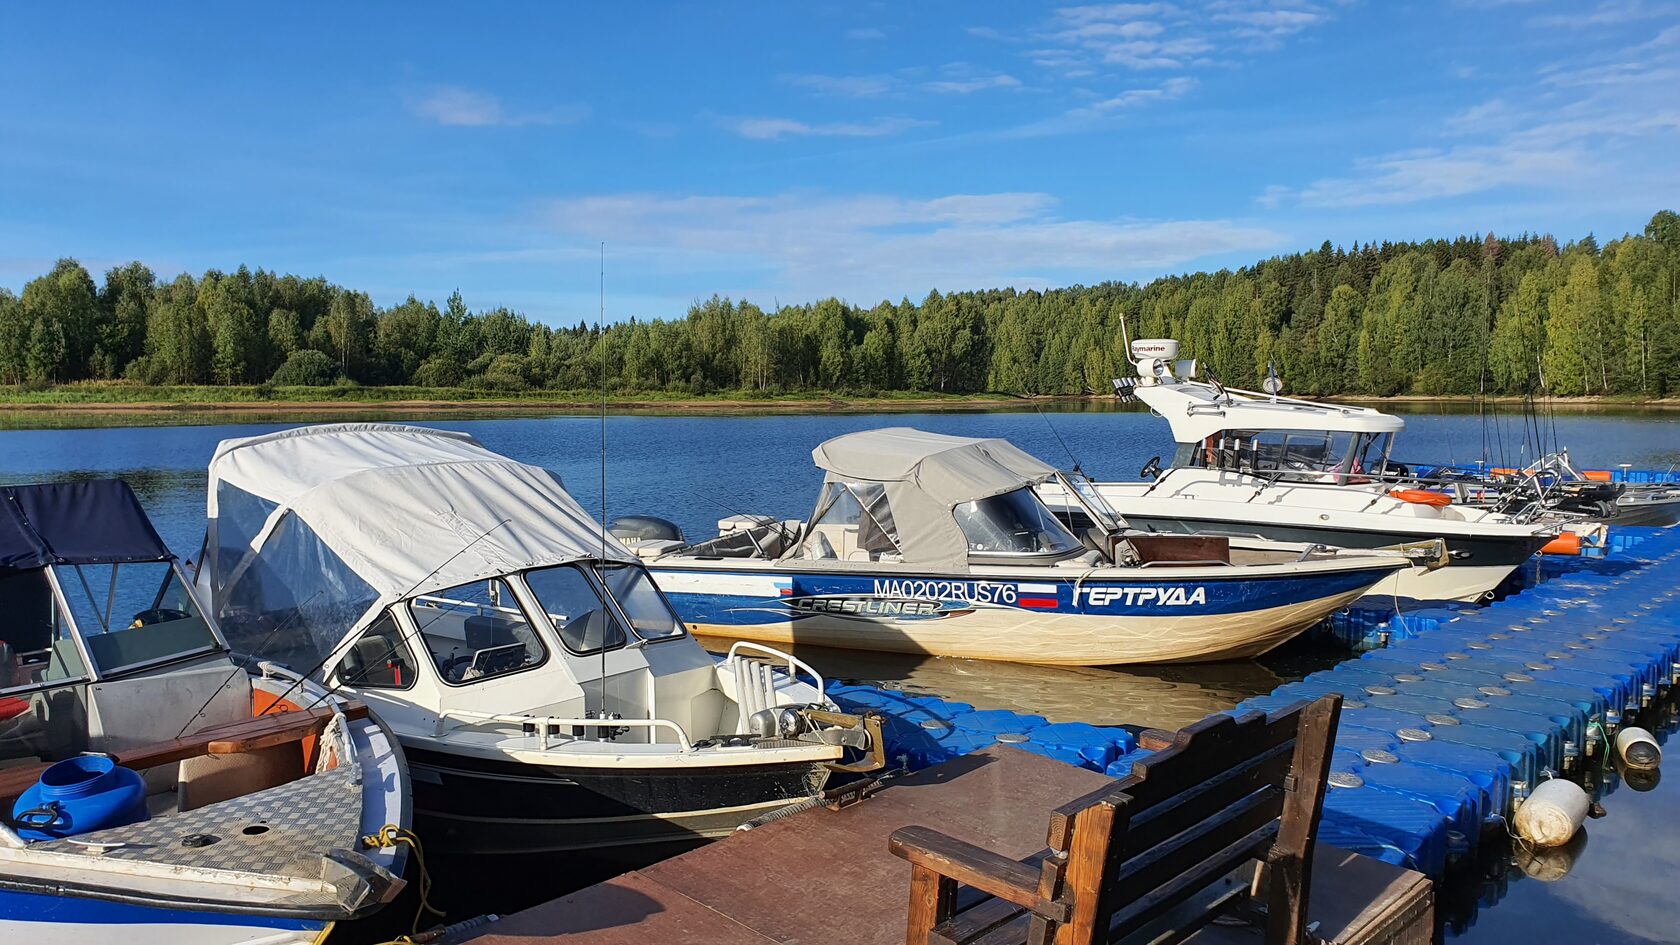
3 210 1678 398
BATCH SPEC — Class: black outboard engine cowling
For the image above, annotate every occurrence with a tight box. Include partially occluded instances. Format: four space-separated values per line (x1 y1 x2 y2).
607 515 685 543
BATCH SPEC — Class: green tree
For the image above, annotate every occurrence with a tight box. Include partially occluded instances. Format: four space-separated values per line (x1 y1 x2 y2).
270 349 341 386
25 317 67 383
1542 256 1602 395
1489 270 1549 393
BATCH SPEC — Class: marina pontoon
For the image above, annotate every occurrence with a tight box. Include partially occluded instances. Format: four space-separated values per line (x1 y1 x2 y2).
1044 340 1559 603
195 424 879 857
0 480 409 945
622 428 1440 665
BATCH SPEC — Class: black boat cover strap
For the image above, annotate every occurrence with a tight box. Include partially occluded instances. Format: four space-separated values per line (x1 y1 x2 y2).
0 480 173 570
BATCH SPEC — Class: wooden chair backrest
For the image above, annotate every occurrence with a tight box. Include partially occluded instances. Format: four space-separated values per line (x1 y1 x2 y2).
891 694 1341 945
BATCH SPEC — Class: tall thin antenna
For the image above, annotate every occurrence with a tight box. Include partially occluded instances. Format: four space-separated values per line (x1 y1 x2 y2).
598 241 608 717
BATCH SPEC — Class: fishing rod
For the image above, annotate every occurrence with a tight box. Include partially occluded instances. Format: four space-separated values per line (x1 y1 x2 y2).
175 587 325 738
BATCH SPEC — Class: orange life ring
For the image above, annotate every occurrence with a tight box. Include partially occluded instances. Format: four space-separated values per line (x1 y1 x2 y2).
1389 488 1452 508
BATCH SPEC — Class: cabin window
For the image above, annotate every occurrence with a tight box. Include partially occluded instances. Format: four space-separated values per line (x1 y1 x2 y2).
953 488 1082 557
595 564 686 642
524 565 629 655
408 578 546 684
800 480 903 562
0 568 88 695
52 562 218 676
333 611 417 690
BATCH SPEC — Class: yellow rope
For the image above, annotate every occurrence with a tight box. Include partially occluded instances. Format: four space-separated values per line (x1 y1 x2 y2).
361 824 445 945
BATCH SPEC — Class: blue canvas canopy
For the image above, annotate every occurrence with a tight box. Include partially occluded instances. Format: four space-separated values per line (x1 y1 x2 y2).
0 480 174 570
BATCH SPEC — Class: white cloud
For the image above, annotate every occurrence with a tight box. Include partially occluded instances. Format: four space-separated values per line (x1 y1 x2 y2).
720 116 932 140
1262 26 1680 208
783 73 899 97
534 190 1286 301
410 86 585 127
1041 2 1332 72
1529 0 1667 28
925 74 1023 94
1087 76 1197 110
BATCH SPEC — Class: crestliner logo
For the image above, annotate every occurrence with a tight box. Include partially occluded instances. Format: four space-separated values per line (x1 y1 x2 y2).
788 595 949 617
1076 585 1209 608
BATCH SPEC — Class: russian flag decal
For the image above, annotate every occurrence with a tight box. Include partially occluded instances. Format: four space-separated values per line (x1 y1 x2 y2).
1017 582 1059 609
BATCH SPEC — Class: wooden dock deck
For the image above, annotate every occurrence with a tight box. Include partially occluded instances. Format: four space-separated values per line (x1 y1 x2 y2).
451 746 1431 945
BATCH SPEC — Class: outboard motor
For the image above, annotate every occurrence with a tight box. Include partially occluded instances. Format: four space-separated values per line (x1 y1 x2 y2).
607 515 684 543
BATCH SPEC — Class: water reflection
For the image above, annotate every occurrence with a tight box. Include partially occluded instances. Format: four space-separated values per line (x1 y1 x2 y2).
698 635 1316 731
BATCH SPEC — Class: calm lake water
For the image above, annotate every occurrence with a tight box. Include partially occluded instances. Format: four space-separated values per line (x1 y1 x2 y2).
3 403 1678 941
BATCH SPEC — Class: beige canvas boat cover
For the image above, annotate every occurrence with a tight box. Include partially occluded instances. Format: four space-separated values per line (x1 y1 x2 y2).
199 424 634 661
809 428 1058 570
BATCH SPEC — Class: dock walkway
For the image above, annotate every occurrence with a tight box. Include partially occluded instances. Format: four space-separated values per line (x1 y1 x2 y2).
456 746 1430 945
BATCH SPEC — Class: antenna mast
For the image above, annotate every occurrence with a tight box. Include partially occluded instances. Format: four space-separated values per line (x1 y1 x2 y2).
597 241 609 718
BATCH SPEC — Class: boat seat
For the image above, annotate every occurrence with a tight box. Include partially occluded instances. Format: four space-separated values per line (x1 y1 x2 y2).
0 701 368 806
1118 534 1232 566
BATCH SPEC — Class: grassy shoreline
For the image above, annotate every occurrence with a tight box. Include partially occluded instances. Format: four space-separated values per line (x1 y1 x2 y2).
3 383 1680 414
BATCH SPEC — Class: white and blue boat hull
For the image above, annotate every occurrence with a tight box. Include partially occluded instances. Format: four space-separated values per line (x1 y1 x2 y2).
649 561 1403 665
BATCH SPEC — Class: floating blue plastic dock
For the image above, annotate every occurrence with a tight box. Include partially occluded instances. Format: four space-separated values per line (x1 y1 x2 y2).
825 523 1680 881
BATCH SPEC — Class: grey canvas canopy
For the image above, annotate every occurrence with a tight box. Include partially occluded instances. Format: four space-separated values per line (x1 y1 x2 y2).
806 428 1059 570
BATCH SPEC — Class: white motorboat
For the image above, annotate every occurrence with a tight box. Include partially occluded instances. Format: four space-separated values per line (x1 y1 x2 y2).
0 480 409 945
620 427 1441 666
194 423 879 857
1041 340 1558 604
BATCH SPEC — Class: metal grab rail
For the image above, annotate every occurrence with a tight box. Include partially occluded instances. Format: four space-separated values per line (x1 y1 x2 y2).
724 641 827 697
434 709 694 751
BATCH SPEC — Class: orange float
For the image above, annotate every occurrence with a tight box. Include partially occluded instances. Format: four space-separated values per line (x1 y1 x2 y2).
1582 470 1613 482
1389 488 1452 508
1540 532 1583 556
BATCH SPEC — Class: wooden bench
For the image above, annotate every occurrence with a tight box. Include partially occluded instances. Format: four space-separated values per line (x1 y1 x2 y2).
889 695 1341 945
0 701 368 804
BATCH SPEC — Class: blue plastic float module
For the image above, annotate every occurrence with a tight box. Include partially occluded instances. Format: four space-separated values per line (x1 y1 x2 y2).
814 525 1680 886
825 684 1136 773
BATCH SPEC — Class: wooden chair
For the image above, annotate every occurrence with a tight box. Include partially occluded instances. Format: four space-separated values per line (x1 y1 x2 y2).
889 695 1341 945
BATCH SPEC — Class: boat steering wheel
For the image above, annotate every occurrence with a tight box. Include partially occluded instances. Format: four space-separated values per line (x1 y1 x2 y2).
1140 456 1162 480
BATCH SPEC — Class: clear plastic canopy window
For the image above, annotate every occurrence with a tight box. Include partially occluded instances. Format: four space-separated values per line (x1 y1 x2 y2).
218 513 378 677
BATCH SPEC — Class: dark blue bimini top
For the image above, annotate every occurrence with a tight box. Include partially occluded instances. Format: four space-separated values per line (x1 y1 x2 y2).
0 480 174 570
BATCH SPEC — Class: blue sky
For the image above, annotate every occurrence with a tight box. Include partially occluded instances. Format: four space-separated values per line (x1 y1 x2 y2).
2 1 1676 323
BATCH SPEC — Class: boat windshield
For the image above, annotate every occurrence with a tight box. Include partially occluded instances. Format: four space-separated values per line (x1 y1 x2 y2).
51 561 220 677
1057 471 1124 534
1189 429 1392 484
953 488 1083 558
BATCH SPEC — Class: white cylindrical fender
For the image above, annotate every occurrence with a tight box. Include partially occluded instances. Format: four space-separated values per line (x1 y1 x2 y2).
1615 726 1661 771
1513 778 1589 848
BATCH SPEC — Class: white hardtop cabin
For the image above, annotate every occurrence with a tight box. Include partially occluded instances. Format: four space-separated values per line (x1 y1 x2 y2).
1121 339 1404 482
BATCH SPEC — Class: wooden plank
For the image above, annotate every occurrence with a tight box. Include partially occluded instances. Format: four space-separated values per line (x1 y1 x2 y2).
1108 787 1283 912
932 896 1028 945
0 702 368 801
1123 743 1294 853
1108 823 1279 941
907 864 959 945
464 869 777 945
1055 797 1121 945
638 746 1110 945
1266 694 1340 945
890 827 1046 912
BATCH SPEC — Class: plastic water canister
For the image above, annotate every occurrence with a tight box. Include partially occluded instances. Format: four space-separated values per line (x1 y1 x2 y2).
1513 778 1589 848
10 755 149 841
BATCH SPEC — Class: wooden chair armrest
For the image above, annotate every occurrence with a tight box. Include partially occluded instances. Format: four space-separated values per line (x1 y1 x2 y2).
889 826 1060 916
